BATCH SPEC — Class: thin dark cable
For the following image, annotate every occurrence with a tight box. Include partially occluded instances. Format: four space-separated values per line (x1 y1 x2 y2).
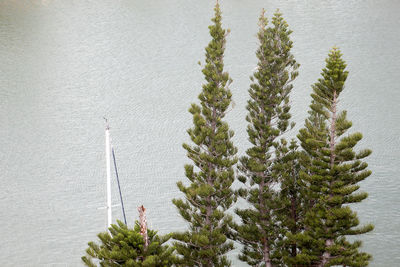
111 147 127 225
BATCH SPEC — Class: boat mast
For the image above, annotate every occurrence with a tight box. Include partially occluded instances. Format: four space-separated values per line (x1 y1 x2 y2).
105 121 112 230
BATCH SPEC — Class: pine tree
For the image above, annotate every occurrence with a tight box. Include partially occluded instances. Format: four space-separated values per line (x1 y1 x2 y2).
232 10 299 267
273 139 308 266
296 48 374 266
82 220 176 267
172 2 237 266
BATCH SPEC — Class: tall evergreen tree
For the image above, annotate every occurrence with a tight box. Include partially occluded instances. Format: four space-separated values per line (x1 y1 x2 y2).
172 3 237 266
82 221 176 267
274 139 308 266
296 48 374 266
232 10 299 267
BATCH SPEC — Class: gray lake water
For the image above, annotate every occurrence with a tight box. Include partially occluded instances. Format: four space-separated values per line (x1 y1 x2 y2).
1 0 399 266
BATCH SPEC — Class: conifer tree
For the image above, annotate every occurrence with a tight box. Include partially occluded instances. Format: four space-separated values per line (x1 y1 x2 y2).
82 220 176 267
172 2 237 266
232 10 299 267
296 48 374 266
274 139 308 266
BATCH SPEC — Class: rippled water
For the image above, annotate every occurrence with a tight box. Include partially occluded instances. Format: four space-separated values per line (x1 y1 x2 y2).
1 0 399 266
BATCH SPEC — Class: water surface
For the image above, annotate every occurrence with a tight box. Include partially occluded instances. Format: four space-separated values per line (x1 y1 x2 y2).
1 0 399 265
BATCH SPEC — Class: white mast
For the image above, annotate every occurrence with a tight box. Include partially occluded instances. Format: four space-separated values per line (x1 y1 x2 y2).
105 123 112 230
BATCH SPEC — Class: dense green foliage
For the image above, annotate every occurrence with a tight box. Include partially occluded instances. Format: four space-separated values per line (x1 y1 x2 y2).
232 10 299 267
83 6 374 267
274 139 309 266
171 3 238 267
82 221 176 267
295 48 374 266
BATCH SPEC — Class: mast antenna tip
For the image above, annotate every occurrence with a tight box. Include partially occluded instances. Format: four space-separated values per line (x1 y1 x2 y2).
103 117 110 130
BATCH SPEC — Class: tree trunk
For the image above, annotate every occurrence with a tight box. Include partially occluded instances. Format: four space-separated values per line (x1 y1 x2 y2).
259 178 273 267
263 238 273 267
290 196 297 258
318 239 333 267
329 90 337 167
138 205 149 249
319 90 337 267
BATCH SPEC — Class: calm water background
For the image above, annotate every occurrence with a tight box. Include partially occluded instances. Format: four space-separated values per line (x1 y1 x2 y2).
1 0 399 266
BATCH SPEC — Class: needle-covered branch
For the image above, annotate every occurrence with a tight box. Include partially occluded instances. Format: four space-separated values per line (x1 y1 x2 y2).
172 3 237 267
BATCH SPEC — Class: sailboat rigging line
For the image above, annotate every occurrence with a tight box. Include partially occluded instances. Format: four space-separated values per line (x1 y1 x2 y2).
111 146 127 225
